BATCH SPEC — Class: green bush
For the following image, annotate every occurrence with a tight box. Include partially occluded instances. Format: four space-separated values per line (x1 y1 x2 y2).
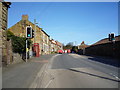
6 30 32 54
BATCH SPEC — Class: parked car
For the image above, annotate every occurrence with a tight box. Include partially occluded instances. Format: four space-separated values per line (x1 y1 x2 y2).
67 49 71 53
58 50 63 54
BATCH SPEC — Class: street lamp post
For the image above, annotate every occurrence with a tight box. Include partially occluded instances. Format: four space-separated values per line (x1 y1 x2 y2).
34 19 36 44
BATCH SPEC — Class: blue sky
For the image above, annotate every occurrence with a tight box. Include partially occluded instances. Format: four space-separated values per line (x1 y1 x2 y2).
8 2 118 45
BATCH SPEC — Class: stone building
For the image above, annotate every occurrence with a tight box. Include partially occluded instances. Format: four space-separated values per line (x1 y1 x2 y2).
0 1 11 65
78 41 89 54
78 41 89 50
56 41 63 51
8 15 50 55
40 30 50 55
49 39 63 53
49 39 57 52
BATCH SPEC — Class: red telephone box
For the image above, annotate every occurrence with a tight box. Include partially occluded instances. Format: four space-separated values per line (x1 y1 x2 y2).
33 43 40 57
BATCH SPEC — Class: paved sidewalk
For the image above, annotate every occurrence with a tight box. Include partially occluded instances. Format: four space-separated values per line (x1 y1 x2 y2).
2 54 55 88
30 54 60 88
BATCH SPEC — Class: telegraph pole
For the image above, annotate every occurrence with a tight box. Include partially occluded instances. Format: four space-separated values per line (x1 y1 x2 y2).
34 19 36 44
34 19 38 44
26 38 28 62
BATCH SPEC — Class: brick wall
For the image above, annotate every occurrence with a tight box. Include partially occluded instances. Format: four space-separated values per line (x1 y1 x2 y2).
85 41 120 59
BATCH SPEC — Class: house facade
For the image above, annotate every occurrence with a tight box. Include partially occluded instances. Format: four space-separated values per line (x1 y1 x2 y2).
49 39 56 53
8 15 53 55
40 30 50 55
56 41 63 51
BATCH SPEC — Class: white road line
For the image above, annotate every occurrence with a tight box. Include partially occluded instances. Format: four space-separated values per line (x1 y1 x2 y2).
34 83 38 88
30 54 60 88
109 73 120 80
44 70 55 88
44 54 60 88
29 64 47 88
45 71 54 78
113 75 120 80
48 54 61 69
45 79 53 88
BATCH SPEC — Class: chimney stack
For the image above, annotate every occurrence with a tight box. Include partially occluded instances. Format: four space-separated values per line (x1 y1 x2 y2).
22 15 28 21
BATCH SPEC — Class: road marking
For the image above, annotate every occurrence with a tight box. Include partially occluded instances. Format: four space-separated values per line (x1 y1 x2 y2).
48 54 61 69
109 73 120 81
34 83 38 88
45 71 54 79
113 75 120 80
45 79 53 88
31 54 60 88
44 70 55 88
29 64 47 88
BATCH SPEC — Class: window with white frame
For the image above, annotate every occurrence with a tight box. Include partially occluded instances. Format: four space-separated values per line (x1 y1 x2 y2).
47 36 48 44
43 34 45 42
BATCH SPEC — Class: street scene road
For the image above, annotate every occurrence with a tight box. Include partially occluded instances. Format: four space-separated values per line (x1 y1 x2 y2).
2 54 120 88
30 54 119 88
1 2 120 89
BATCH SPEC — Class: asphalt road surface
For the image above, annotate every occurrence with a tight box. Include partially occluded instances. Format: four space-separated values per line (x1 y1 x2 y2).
3 54 119 88
37 54 119 88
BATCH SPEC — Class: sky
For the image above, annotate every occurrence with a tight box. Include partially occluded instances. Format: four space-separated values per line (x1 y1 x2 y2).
5 0 120 2
8 2 118 45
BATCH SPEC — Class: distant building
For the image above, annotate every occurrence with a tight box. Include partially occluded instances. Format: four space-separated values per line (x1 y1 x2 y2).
78 41 89 54
0 1 11 65
78 41 89 50
49 39 63 53
49 39 57 52
56 41 63 51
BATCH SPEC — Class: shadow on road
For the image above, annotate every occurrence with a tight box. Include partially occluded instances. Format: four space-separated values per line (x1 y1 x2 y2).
87 56 119 68
68 68 120 82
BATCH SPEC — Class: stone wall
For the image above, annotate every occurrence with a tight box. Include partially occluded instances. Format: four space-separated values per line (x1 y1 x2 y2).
6 39 13 65
0 3 2 67
2 40 13 65
12 53 23 64
0 2 11 66
2 40 24 66
85 41 120 59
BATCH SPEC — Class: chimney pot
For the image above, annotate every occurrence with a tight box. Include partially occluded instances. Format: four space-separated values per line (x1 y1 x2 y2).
22 15 28 20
